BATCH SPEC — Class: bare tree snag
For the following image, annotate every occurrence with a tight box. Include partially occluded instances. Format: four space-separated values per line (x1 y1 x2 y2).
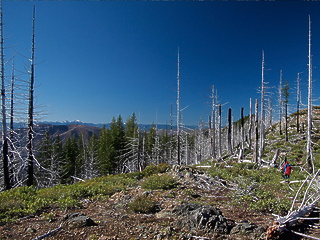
0 0 11 190
254 99 259 164
176 48 181 165
259 51 265 163
218 104 222 159
210 85 216 159
278 70 283 136
296 72 301 133
26 5 36 186
228 108 233 155
306 15 314 173
248 98 253 150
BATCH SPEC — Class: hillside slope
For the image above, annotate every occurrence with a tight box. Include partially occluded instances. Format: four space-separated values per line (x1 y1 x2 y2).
0 165 275 240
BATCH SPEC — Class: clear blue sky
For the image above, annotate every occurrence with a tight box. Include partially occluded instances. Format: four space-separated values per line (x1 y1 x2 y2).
3 1 320 126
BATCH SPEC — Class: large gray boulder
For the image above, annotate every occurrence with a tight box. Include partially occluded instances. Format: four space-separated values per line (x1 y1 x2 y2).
172 202 231 234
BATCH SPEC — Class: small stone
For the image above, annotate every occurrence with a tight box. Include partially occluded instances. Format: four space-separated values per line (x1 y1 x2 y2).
25 227 36 233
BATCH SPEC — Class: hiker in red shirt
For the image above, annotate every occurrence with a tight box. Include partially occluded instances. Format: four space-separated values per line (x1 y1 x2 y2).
281 160 293 180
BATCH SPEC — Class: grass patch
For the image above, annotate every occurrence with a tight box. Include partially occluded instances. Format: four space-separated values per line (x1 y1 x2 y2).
209 163 305 215
0 175 138 223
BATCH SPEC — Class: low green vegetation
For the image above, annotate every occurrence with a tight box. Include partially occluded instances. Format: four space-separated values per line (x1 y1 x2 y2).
0 175 138 223
128 195 158 213
209 162 307 214
0 163 171 223
141 173 178 190
0 161 309 224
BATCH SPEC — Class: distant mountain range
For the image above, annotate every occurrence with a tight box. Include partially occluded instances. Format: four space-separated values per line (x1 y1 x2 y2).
39 120 198 130
8 120 198 143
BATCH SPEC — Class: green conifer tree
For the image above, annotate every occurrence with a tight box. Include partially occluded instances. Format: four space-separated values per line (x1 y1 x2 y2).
37 131 53 170
53 135 63 183
98 125 114 175
61 135 79 183
111 115 126 173
146 123 157 165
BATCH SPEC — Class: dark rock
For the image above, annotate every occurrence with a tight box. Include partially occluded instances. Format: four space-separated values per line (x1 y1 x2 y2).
230 220 265 239
191 193 201 198
172 202 229 234
63 212 97 228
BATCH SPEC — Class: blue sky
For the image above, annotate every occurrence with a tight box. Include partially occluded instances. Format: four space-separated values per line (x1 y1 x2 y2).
3 1 320 126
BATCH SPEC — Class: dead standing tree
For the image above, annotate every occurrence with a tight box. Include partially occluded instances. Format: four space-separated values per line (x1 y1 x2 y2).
296 73 301 133
0 0 10 190
210 85 216 159
26 5 36 186
306 15 314 174
259 51 266 164
176 48 181 165
227 108 233 156
278 70 283 136
282 80 290 142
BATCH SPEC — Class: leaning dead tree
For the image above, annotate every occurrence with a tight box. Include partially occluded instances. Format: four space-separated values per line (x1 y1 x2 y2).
267 170 320 239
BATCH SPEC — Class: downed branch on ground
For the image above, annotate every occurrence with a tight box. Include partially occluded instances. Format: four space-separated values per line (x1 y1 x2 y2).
266 169 320 239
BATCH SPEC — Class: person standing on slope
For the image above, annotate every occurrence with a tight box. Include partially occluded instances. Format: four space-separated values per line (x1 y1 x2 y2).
281 160 293 180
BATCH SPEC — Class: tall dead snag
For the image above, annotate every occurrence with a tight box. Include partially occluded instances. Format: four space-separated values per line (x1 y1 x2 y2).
9 59 14 146
282 80 290 142
228 108 233 155
254 99 259 164
241 107 244 151
259 51 265 163
0 0 11 190
218 104 222 159
176 48 181 165
296 73 301 133
210 85 216 159
26 5 36 186
306 15 314 173
267 97 273 130
248 98 253 149
278 70 283 136
8 58 16 186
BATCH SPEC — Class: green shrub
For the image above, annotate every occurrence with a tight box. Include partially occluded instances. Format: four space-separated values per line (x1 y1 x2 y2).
141 174 178 190
141 163 170 177
128 195 158 213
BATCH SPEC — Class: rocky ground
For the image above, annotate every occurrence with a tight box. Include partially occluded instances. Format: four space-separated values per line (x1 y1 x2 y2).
0 166 318 240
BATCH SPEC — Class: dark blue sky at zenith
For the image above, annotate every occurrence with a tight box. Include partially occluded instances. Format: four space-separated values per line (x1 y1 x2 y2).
3 0 320 126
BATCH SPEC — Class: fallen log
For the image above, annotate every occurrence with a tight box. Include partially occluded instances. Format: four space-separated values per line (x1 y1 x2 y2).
291 230 320 240
32 223 62 240
266 170 320 239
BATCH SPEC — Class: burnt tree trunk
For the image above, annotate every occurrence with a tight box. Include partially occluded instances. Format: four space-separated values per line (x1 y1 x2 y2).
26 6 36 186
0 1 10 190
